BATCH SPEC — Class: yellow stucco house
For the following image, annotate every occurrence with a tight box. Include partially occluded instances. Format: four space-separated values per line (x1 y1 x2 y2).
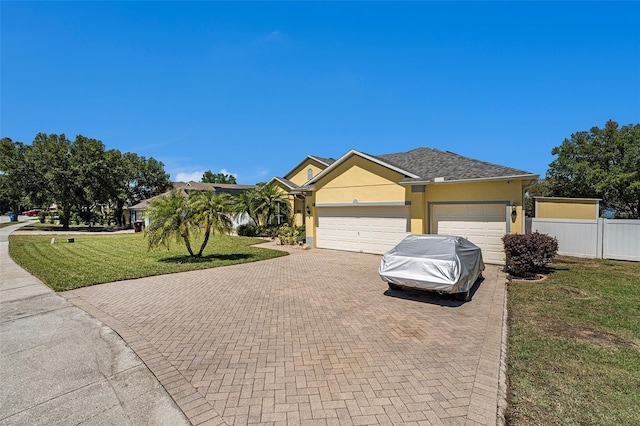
271 148 538 264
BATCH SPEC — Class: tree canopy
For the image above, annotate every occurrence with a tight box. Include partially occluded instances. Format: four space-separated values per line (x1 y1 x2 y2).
201 170 237 184
0 133 171 228
546 120 640 218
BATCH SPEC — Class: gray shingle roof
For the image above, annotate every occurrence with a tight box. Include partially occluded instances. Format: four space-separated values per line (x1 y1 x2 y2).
309 155 336 166
272 177 299 189
375 147 533 182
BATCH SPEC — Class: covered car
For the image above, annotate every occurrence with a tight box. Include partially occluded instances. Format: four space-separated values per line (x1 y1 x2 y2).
379 234 485 301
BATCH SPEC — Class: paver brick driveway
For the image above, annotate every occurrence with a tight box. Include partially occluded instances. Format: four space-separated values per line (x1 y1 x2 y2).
64 243 506 426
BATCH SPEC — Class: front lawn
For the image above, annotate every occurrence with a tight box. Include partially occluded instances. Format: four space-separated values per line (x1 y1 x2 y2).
507 256 640 424
0 221 22 229
19 222 113 232
9 233 287 291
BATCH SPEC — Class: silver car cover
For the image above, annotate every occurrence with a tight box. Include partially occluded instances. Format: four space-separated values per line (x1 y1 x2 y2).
379 234 485 294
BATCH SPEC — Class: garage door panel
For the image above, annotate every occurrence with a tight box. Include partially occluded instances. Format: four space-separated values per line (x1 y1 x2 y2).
316 207 410 254
432 204 507 265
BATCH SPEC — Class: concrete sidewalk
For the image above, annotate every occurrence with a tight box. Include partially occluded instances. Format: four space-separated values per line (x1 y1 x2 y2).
0 222 189 425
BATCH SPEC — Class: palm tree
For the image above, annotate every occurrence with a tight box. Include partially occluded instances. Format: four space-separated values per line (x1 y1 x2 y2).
233 189 260 226
144 190 197 257
190 190 233 257
254 183 291 226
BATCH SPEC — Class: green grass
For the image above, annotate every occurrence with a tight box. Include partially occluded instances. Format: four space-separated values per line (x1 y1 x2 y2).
507 256 640 425
0 221 22 228
9 233 287 291
19 222 114 232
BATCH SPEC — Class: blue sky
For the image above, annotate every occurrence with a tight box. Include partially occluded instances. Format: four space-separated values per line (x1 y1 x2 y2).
2 1 639 184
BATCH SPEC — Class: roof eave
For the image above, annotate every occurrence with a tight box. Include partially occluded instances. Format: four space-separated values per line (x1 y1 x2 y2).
269 177 298 190
532 196 601 202
283 155 332 180
290 185 315 194
307 155 333 167
399 174 539 185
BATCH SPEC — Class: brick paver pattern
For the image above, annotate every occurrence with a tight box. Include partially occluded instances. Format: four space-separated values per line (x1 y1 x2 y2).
65 243 506 426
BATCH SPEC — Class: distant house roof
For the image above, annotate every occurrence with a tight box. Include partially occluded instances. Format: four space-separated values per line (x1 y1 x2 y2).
130 181 256 210
172 181 255 191
306 147 537 186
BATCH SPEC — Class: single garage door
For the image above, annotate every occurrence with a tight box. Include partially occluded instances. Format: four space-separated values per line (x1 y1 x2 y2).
316 206 410 254
431 203 507 264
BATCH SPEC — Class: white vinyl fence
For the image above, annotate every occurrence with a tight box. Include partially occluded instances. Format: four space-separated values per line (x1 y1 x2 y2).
529 218 640 262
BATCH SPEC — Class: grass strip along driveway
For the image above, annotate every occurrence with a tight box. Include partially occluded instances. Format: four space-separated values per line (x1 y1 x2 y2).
507 256 640 424
9 233 286 291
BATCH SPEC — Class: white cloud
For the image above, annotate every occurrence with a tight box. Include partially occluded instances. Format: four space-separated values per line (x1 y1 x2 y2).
219 168 238 178
175 171 204 182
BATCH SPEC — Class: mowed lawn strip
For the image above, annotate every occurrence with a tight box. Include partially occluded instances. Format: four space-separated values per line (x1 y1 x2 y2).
507 256 640 425
9 233 287 291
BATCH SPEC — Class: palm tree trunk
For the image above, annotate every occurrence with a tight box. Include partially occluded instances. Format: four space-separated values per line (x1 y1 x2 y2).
182 232 195 257
266 207 273 225
197 228 211 257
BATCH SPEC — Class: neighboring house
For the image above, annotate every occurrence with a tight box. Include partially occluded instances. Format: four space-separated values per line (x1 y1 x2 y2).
130 181 256 227
532 196 600 220
270 155 336 227
273 148 538 264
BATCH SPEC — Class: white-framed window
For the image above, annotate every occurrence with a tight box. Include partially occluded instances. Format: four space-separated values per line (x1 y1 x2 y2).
307 168 313 180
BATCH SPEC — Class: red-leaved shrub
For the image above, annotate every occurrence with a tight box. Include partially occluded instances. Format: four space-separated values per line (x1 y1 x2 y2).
503 232 558 277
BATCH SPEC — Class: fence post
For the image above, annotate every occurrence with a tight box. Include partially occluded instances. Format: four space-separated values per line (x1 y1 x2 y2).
596 218 604 259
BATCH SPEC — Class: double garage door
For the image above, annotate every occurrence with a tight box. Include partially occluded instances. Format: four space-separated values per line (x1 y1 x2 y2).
315 203 507 264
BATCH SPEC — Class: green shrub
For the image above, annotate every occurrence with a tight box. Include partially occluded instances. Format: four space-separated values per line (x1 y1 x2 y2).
38 211 46 224
277 225 305 245
259 225 280 238
277 225 296 245
237 223 257 237
503 232 558 277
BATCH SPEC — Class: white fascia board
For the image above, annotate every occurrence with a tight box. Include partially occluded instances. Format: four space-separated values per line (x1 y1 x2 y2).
290 185 315 194
270 177 297 190
307 149 420 185
532 196 602 202
307 155 332 167
401 173 540 185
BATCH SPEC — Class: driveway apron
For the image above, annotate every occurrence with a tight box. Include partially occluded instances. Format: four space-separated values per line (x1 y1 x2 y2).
64 242 507 426
0 223 189 426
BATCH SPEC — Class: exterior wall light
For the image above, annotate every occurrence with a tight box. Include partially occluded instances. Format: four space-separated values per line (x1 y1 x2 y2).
511 204 518 223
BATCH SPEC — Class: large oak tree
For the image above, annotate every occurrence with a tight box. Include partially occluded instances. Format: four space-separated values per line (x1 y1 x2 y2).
201 170 237 184
547 120 640 218
0 133 171 229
